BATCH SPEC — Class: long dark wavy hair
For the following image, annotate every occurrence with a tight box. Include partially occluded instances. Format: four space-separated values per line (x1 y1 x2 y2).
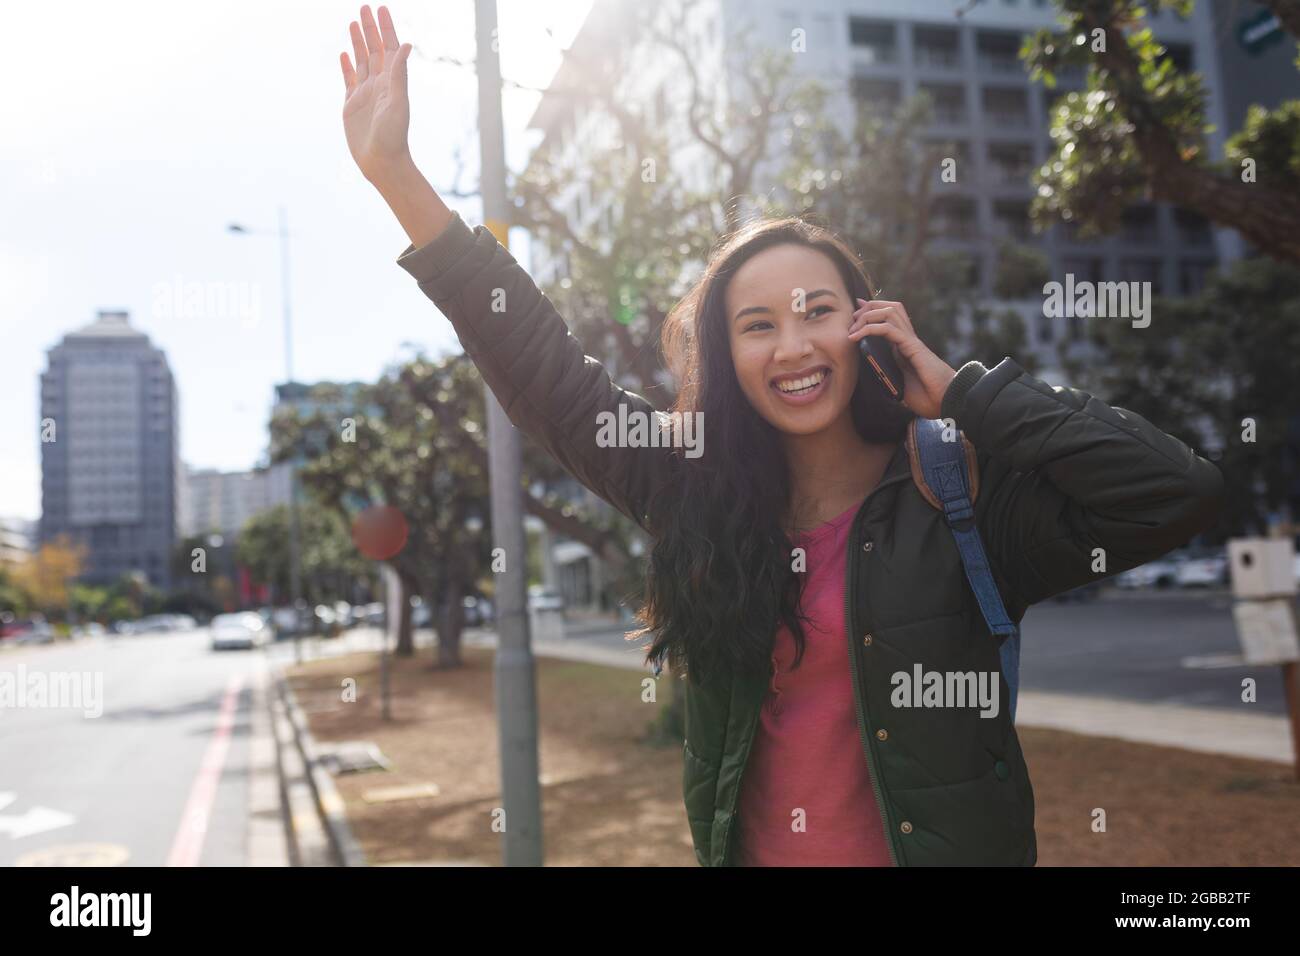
631 216 913 688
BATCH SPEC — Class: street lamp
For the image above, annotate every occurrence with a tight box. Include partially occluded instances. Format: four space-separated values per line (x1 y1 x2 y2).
227 206 305 664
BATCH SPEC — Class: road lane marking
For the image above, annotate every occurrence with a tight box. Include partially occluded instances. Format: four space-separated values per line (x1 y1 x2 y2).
0 792 76 839
165 673 245 867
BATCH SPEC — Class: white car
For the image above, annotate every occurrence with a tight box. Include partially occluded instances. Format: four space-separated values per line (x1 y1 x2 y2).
210 612 269 650
1174 552 1228 588
1115 557 1182 589
527 587 565 612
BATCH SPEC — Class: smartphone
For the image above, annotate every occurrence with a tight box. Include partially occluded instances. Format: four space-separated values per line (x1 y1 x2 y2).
857 292 905 402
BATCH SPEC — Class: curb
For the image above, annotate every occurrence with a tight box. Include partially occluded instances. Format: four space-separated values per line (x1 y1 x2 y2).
247 659 291 866
270 666 367 867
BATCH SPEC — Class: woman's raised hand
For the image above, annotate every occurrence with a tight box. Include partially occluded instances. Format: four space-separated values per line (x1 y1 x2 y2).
340 5 414 185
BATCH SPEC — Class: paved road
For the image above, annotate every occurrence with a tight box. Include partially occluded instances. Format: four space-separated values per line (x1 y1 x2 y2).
539 591 1293 716
0 629 277 867
0 591 1287 865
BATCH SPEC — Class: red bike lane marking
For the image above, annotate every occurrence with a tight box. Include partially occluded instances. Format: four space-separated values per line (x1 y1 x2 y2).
166 673 245 867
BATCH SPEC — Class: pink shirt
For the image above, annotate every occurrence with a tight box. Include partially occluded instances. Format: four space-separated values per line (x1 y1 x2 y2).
735 497 893 866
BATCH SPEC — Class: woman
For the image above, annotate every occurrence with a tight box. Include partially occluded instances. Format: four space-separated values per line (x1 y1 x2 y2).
340 5 1225 866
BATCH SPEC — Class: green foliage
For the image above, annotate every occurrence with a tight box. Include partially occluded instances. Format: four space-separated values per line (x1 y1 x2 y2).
0 564 31 616
1225 101 1300 188
993 242 1052 300
1023 0 1300 264
235 505 371 606
1062 256 1300 533
268 353 492 612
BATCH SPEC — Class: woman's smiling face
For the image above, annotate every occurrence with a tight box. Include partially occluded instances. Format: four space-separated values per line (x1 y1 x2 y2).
725 243 861 436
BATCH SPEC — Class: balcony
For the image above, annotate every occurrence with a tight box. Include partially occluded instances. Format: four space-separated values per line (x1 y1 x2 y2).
931 197 979 240
849 18 896 66
914 27 961 71
982 87 1031 129
977 31 1024 75
991 201 1032 240
852 77 901 118
1174 208 1213 247
1120 206 1160 245
919 83 967 126
987 142 1035 186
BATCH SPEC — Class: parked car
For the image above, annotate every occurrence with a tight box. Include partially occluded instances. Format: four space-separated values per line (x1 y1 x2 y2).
132 614 177 634
1 614 54 643
312 604 341 636
1174 549 1229 588
333 601 355 628
462 596 486 626
358 602 385 626
72 622 107 638
210 612 269 650
1115 556 1183 589
271 606 304 638
527 587 565 613
410 599 431 628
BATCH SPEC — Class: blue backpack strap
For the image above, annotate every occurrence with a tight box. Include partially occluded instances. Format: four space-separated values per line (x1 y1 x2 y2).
907 417 1022 723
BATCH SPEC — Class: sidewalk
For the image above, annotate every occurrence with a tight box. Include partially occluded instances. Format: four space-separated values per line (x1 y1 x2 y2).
279 620 1296 767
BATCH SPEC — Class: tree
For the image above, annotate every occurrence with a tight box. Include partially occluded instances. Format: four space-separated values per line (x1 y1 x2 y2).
1060 254 1300 534
12 536 85 620
0 563 32 619
271 358 492 664
1023 0 1300 264
235 506 372 613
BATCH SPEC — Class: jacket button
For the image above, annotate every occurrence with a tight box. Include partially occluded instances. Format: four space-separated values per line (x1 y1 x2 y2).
994 760 1010 781
875 729 888 741
862 540 874 552
899 821 913 834
862 634 873 646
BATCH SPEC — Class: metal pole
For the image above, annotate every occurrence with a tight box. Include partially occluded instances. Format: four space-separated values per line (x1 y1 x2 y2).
279 205 305 665
476 0 542 867
382 564 399 722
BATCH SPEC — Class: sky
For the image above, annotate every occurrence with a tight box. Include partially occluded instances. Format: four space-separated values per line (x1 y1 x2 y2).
0 0 594 522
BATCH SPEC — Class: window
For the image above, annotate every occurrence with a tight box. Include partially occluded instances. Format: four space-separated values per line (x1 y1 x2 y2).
982 87 1030 128
1179 260 1216 295
919 83 966 125
848 18 895 64
1120 206 1159 244
992 200 1032 240
987 142 1034 184
932 197 978 239
851 76 901 117
1174 208 1213 246
1062 256 1105 284
914 26 961 70
977 31 1022 73
1121 258 1164 296
1164 43 1193 72
1036 311 1055 344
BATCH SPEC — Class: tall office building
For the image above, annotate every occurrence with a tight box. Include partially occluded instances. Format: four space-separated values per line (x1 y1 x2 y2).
182 467 274 539
0 517 34 566
525 0 1299 372
38 311 181 590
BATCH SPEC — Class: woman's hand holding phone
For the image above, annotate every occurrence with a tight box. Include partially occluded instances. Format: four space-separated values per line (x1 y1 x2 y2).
848 298 957 420
340 5 453 248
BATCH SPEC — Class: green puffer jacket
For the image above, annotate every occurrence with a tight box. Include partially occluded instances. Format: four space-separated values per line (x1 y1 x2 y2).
397 212 1227 867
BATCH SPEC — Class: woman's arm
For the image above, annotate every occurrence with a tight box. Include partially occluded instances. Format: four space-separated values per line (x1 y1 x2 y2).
849 298 1225 616
943 358 1226 616
340 5 676 531
393 211 678 532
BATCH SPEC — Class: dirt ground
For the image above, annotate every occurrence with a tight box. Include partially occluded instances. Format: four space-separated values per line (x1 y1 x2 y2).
287 646 1300 866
